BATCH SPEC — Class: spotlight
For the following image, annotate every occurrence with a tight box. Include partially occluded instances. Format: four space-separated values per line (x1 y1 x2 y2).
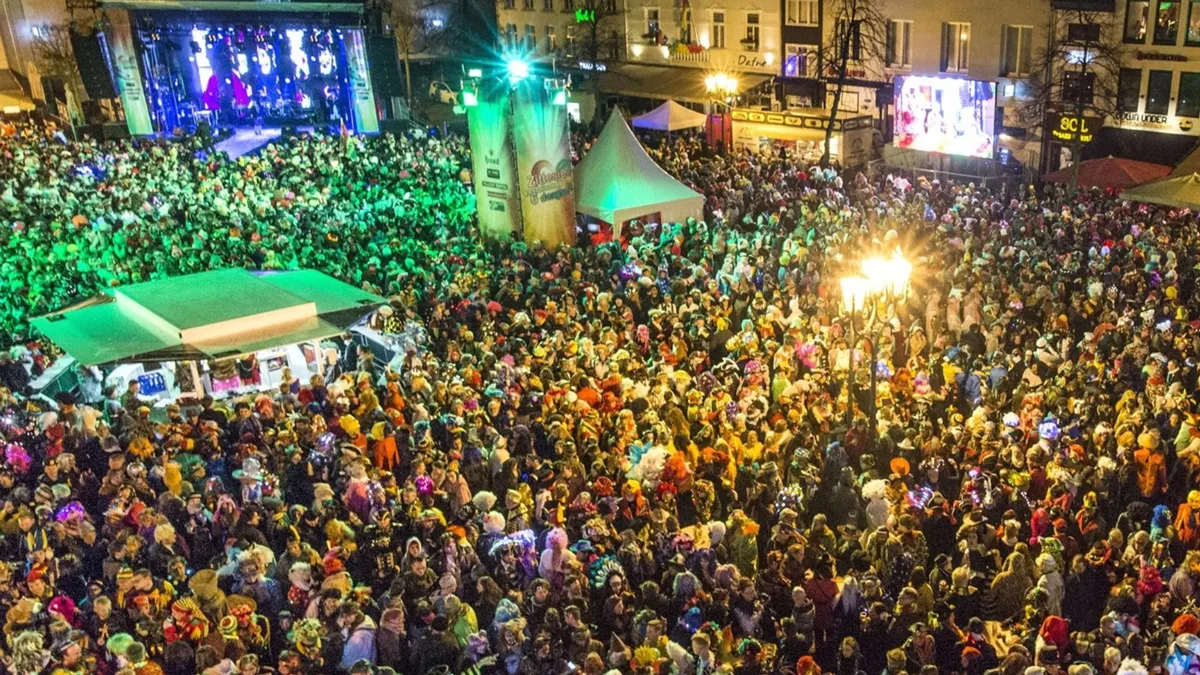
506 58 529 83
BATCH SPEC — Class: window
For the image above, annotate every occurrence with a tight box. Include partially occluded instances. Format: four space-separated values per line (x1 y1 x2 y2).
1157 0 1181 43
1118 67 1142 111
786 0 818 26
502 0 515 10
646 8 661 39
523 0 534 9
564 0 574 9
745 13 761 50
711 11 726 48
1187 0 1200 43
1177 71 1200 116
942 22 970 72
1147 69 1173 113
886 20 912 68
837 19 862 60
783 44 817 77
1063 70 1096 105
543 0 553 10
1001 25 1032 76
546 25 556 50
565 25 576 51
505 23 517 46
525 24 536 50
1126 0 1149 41
1067 23 1101 42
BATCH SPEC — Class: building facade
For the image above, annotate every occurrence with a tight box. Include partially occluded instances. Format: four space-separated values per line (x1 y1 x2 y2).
775 0 1051 168
619 0 781 79
1084 0 1200 163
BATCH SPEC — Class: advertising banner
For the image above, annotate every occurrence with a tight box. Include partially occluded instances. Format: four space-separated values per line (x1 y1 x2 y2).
467 86 521 241
106 15 153 136
893 75 997 158
344 29 380 134
511 82 576 249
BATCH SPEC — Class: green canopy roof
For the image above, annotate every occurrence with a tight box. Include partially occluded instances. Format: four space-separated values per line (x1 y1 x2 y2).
32 269 385 366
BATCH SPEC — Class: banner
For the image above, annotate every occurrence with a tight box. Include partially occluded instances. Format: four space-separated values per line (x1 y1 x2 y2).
511 82 576 249
467 86 521 241
106 14 153 136
344 29 380 134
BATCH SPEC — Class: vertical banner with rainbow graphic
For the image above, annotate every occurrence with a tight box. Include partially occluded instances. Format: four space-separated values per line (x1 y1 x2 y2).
344 29 379 134
107 14 153 136
511 81 576 249
467 86 521 242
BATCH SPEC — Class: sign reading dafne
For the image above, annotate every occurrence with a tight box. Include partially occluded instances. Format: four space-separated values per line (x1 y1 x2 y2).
575 8 595 22
1048 113 1101 144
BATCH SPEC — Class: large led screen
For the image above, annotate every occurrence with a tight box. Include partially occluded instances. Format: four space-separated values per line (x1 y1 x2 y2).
893 76 997 158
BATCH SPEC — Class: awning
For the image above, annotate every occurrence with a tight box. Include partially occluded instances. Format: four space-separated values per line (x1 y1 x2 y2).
599 64 770 105
0 71 33 113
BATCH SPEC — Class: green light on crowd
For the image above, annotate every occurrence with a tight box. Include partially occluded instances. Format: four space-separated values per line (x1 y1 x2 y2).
552 90 567 105
453 104 466 115
463 91 478 106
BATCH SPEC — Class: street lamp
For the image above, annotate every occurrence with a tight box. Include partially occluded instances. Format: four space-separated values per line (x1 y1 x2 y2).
705 72 738 151
704 72 739 100
840 250 912 434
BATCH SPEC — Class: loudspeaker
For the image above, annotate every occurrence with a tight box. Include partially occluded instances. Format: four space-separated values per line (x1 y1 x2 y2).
367 35 404 97
71 31 117 99
102 122 130 139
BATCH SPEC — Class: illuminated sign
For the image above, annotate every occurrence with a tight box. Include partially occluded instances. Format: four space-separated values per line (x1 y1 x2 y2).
1114 111 1169 128
1048 113 1100 143
575 8 595 22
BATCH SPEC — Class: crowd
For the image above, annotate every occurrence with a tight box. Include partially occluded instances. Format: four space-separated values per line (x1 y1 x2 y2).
0 120 1198 675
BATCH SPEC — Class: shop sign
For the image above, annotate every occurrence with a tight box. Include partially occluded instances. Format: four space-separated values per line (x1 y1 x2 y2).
1114 111 1169 128
737 54 772 69
1135 50 1187 62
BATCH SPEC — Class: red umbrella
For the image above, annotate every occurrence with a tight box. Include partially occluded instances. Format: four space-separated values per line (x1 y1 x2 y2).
1044 156 1171 189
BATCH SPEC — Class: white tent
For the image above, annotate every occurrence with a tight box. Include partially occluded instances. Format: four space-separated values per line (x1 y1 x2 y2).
575 110 705 230
632 100 707 132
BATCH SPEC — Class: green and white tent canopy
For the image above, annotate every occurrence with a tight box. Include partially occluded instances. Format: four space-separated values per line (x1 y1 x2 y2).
32 269 385 366
574 109 705 232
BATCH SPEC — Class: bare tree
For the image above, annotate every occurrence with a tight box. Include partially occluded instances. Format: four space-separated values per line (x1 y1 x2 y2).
31 23 84 123
566 0 624 103
818 0 886 168
382 0 459 107
1015 8 1126 192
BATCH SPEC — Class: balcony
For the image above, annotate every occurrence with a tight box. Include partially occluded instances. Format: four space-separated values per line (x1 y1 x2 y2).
670 49 709 63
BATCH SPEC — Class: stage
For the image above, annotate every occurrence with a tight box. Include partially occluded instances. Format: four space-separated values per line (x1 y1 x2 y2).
213 126 284 158
97 3 380 136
